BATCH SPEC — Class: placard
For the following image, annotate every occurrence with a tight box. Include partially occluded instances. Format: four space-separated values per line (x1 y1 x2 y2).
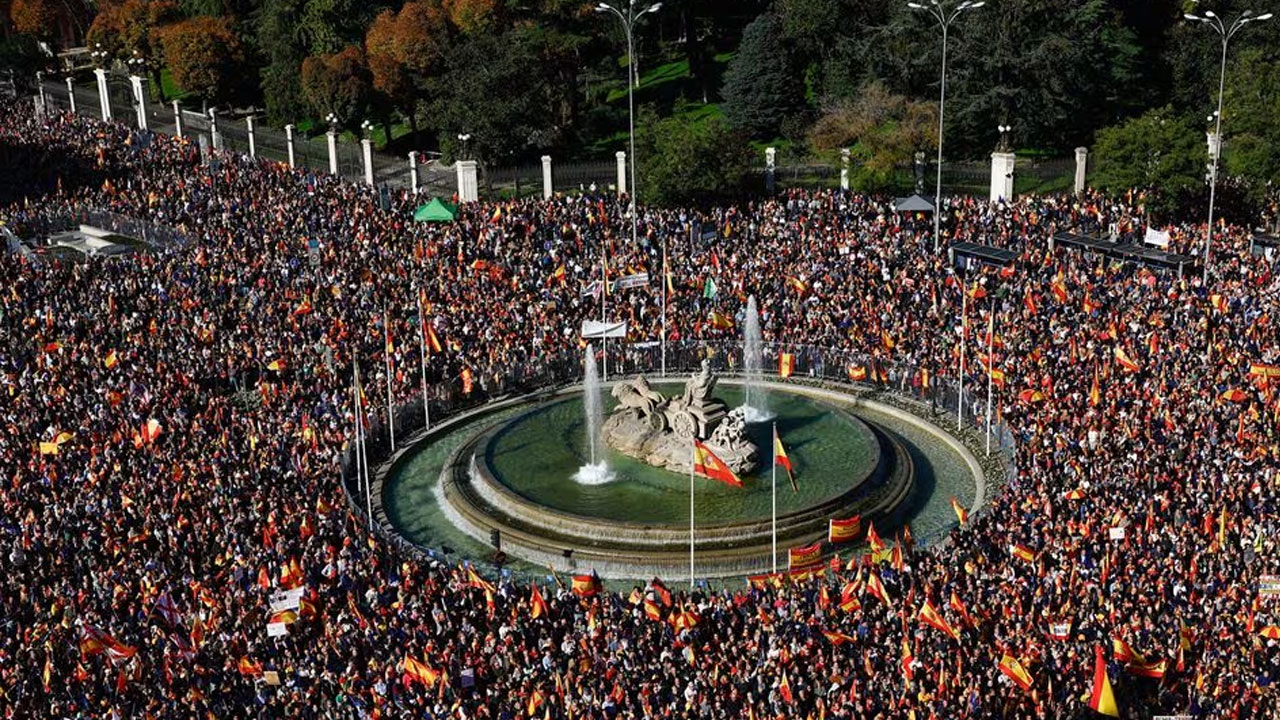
1108 527 1125 540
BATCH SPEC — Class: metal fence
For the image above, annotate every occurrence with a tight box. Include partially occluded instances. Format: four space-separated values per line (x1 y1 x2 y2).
772 155 1080 197
21 207 189 250
340 339 1017 582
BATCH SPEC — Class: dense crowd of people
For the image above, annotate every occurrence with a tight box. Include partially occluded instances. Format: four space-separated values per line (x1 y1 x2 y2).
1 102 1278 719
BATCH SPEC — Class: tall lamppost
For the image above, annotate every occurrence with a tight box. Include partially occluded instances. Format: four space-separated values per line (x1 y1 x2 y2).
1184 8 1272 283
595 0 662 246
907 0 984 252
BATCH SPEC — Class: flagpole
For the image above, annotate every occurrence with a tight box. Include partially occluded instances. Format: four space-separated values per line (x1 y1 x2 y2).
689 440 695 589
985 308 995 456
354 362 372 531
417 289 431 432
771 422 777 575
661 231 668 378
384 306 396 452
601 234 608 382
957 286 966 431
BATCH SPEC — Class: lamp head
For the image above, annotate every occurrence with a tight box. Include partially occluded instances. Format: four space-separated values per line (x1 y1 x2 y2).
1204 10 1216 17
1257 13 1273 21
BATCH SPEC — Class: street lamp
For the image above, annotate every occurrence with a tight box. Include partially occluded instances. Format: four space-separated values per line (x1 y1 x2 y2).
908 0 984 252
596 0 662 246
90 43 108 68
361 119 373 136
457 132 471 160
1184 8 1272 283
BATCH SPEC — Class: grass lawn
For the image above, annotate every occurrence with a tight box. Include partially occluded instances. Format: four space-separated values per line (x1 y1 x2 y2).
158 68 191 104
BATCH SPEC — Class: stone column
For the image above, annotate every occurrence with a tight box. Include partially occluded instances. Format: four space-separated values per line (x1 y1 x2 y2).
65 77 76 113
172 101 182 138
361 138 374 185
765 147 776 195
35 71 45 111
128 75 147 129
1074 147 1088 195
408 151 419 193
284 124 296 168
1206 131 1221 163
839 148 850 191
989 151 1015 204
456 160 479 202
208 109 219 150
246 116 256 158
326 130 338 175
93 68 111 121
615 151 626 197
541 155 553 199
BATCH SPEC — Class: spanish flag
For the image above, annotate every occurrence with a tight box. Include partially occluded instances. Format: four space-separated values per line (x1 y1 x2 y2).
571 573 600 597
529 583 548 619
1010 544 1037 563
951 497 969 526
1088 645 1120 716
786 276 808 294
103 349 118 369
461 367 474 395
1221 388 1248 403
709 311 734 329
998 654 1033 692
847 365 868 382
788 542 822 569
778 671 794 703
866 522 885 553
693 440 743 487
1113 345 1140 373
828 515 861 544
866 571 892 607
774 430 796 491
1090 363 1101 407
778 353 795 378
238 656 264 677
39 441 60 455
403 656 440 687
918 600 960 640
527 688 546 717
822 629 856 645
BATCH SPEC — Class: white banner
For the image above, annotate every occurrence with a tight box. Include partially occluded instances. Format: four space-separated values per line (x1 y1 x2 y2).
613 272 650 290
581 320 627 339
1144 227 1170 248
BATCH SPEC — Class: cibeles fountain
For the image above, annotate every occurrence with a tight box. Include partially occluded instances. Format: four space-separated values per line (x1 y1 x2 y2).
381 338 987 579
604 360 758 475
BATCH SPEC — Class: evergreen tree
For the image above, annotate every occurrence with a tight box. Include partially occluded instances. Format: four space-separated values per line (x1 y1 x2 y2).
720 12 805 139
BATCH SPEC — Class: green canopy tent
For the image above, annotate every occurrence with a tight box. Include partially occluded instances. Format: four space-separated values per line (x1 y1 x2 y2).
413 198 457 223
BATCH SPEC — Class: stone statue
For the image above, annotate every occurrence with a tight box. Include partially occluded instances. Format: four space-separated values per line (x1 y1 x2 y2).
601 363 757 475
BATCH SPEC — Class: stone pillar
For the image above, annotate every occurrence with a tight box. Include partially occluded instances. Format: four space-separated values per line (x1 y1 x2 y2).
361 138 374 185
1206 131 1221 163
408 151 419 193
615 151 626 197
456 160 479 202
839 148 850 191
1074 147 1088 195
35 71 45 110
93 68 111 121
208 109 219 150
246 116 256 158
765 147 776 195
172 101 182 138
65 77 75 113
284 124 296 168
541 155 553 199
989 151 1015 204
128 75 147 129
326 130 338 175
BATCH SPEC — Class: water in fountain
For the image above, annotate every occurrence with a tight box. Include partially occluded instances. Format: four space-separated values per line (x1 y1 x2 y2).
741 295 773 422
573 344 616 485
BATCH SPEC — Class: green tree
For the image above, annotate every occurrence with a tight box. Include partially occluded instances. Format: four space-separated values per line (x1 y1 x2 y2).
158 16 246 106
366 1 448 145
427 28 558 166
720 12 806 139
255 0 310 126
807 81 937 190
1221 48 1280 186
300 45 374 133
86 0 180 100
1092 106 1202 215
635 105 754 206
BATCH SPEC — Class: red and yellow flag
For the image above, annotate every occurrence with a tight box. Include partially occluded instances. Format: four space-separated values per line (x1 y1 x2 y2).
866 522 885 553
774 431 796 492
530 583 548 619
1113 345 1140 373
998 654 1033 692
828 515 861 544
403 656 441 687
1011 544 1037 563
693 440 743 487
778 353 795 378
951 497 969 526
788 542 822 569
918 600 960 640
571 573 600 597
1088 645 1120 717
